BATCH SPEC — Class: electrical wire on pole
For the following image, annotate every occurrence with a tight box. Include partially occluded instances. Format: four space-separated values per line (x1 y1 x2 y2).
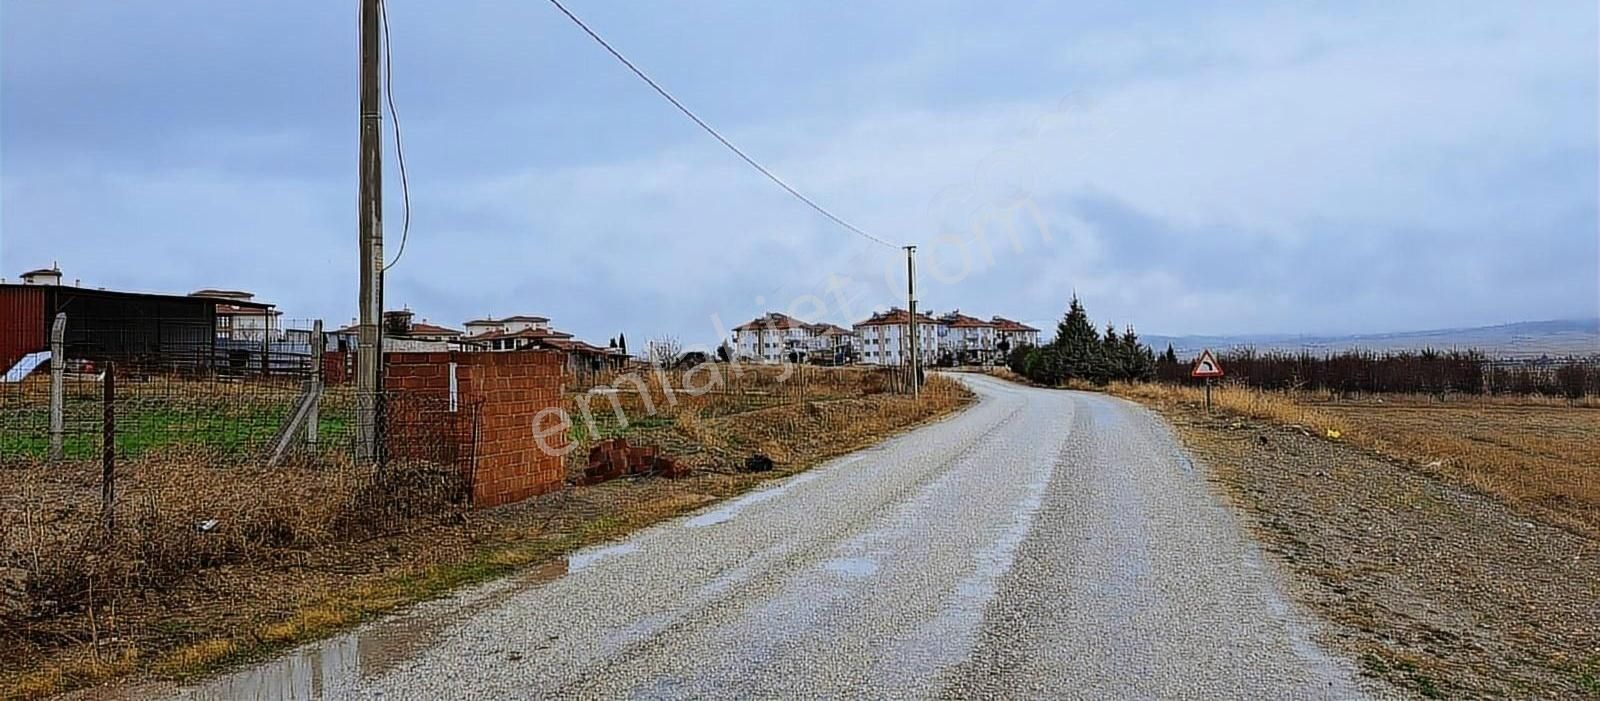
379 0 411 272
544 0 899 251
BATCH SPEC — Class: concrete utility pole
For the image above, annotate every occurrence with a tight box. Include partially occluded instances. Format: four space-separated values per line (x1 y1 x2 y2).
905 245 920 398
48 313 66 461
356 0 385 461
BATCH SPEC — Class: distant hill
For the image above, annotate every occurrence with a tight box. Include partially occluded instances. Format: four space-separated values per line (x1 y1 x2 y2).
1144 319 1600 360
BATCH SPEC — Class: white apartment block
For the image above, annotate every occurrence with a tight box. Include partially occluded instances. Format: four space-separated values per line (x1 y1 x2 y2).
991 316 1042 350
463 314 550 337
854 308 938 366
731 312 813 363
730 309 1034 366
461 315 566 351
191 289 283 341
936 311 999 364
806 323 858 358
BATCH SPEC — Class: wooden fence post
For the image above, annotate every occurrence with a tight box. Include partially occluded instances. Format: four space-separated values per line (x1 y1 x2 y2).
48 313 66 462
307 319 323 450
101 361 116 537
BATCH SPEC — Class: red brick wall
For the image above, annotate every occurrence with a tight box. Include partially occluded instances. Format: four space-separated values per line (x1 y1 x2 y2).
384 350 567 507
322 351 350 385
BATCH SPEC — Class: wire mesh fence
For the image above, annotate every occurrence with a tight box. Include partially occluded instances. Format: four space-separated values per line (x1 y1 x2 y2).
2 317 342 466
0 316 476 510
1 315 495 639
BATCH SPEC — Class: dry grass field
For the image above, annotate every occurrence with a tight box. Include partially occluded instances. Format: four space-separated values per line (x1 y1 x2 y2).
0 367 970 700
1113 383 1600 538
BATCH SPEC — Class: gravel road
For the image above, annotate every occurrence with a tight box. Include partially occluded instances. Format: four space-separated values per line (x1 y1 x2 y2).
175 374 1374 700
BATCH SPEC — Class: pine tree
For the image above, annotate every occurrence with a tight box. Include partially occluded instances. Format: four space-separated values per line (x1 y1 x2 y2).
1100 322 1123 383
1007 343 1033 376
618 333 628 355
1163 344 1178 365
1051 295 1102 382
1122 325 1155 381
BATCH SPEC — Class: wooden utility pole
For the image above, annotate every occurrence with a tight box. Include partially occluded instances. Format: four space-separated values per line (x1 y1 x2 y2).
308 319 323 451
356 0 385 461
905 245 920 398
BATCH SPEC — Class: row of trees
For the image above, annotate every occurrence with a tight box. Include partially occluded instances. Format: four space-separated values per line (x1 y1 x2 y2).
1151 347 1600 399
1007 296 1157 385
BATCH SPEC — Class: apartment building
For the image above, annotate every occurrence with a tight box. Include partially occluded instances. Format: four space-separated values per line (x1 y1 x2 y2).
936 311 999 364
853 307 938 366
731 312 813 363
461 315 568 351
991 316 1042 350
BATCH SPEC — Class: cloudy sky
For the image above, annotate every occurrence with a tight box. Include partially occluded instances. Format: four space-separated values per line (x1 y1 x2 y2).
3 1 1596 347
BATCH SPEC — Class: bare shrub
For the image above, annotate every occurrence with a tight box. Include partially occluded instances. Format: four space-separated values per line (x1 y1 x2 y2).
1 452 464 627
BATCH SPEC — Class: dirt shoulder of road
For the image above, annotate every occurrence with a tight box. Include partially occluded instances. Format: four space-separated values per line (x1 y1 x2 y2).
3 374 973 701
1117 388 1600 699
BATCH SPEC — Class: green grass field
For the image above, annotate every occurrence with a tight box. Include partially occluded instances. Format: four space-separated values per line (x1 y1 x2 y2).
0 398 354 462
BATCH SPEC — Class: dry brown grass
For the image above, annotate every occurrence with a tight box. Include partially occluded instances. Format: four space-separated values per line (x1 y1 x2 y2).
1112 382 1600 538
0 451 469 699
562 365 961 475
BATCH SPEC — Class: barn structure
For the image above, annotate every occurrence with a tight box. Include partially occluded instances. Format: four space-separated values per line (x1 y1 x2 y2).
0 281 275 374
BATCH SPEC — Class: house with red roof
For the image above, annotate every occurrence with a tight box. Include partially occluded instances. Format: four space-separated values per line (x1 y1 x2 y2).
935 310 1000 365
731 312 815 363
190 288 282 342
853 307 938 367
990 316 1042 350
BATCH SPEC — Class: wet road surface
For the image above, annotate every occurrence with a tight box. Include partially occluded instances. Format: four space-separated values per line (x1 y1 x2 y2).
171 374 1373 700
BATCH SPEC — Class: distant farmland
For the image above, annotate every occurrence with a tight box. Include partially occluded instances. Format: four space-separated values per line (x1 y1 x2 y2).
1146 318 1599 360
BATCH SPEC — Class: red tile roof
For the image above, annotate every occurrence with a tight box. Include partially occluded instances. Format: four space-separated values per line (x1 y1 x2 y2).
461 327 573 342
806 323 853 336
938 312 996 329
733 312 807 331
332 320 460 336
530 337 616 355
990 316 1039 332
407 322 462 337
853 308 937 327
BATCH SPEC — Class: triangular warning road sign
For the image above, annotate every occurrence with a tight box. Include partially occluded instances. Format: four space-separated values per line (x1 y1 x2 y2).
1191 349 1225 378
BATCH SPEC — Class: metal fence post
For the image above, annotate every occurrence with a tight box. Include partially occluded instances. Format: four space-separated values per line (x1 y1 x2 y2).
48 313 66 461
102 361 116 537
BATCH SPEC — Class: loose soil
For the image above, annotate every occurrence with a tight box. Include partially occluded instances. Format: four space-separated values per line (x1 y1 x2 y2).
1141 400 1600 699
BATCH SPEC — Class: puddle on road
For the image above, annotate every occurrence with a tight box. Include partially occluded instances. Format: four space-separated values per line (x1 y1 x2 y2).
568 541 640 572
820 556 880 578
683 471 824 528
171 559 570 700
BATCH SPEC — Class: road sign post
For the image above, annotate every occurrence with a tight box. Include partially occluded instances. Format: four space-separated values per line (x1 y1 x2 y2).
1190 349 1225 413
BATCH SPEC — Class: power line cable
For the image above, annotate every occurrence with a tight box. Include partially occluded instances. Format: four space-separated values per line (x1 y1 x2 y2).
380 0 412 272
544 0 899 250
